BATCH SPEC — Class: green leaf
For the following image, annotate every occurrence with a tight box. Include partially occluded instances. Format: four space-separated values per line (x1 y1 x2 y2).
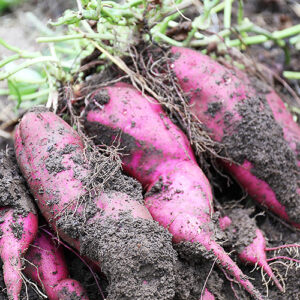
8 79 22 108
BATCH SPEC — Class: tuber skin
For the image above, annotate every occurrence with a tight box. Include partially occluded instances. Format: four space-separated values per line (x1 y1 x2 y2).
239 229 283 292
0 151 38 300
169 46 300 227
15 108 178 300
84 82 264 300
24 229 89 300
0 208 38 300
201 289 215 300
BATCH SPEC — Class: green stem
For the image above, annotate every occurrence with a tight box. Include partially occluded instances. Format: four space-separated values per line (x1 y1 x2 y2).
237 0 244 26
151 12 180 42
0 57 58 80
224 0 232 29
191 22 253 46
160 13 180 34
0 52 40 68
211 0 233 13
0 54 20 69
251 25 285 47
250 24 290 63
159 0 191 19
223 0 232 43
290 35 300 44
153 32 183 46
82 20 95 34
273 24 300 40
168 20 178 28
283 71 300 80
37 33 114 43
184 0 219 46
0 38 22 53
227 35 268 47
53 45 77 55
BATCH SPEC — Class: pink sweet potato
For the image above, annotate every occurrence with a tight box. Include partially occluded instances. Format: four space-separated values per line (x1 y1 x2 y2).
219 215 283 292
84 82 264 300
15 107 178 300
169 46 300 227
239 229 283 292
201 289 215 300
0 208 38 300
0 152 38 300
24 229 89 300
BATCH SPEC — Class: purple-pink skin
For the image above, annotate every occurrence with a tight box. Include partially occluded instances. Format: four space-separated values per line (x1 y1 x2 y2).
170 46 300 228
24 230 89 300
239 229 283 292
14 110 152 253
85 83 264 300
55 279 89 300
0 208 38 300
201 288 215 300
219 216 283 291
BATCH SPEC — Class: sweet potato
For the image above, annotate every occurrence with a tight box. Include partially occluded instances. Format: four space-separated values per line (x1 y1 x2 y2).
84 82 264 300
169 46 300 227
0 151 38 300
219 212 283 292
239 229 283 292
200 289 215 300
24 229 89 300
15 107 178 300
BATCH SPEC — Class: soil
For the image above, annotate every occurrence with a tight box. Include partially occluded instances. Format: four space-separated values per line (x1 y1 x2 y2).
222 208 257 254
